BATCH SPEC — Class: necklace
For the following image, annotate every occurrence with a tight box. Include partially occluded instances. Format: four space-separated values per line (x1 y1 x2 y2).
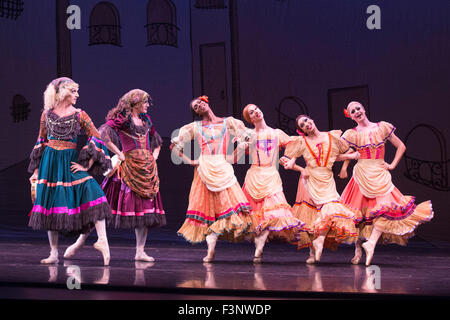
46 111 78 140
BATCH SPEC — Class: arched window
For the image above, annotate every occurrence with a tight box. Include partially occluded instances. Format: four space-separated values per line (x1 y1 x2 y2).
276 96 309 136
146 0 179 47
10 94 30 122
89 2 121 47
404 124 450 191
0 0 24 20
194 0 226 9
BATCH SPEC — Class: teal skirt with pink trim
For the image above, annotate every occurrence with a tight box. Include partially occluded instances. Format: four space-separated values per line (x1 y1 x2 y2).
28 146 111 234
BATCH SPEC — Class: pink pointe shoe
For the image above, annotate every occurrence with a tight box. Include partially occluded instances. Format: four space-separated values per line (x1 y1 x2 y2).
93 239 110 266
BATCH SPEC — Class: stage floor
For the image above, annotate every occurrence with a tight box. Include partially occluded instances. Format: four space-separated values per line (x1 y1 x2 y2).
0 229 449 300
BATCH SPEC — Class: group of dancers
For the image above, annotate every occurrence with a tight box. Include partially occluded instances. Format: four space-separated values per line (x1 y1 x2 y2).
28 77 434 268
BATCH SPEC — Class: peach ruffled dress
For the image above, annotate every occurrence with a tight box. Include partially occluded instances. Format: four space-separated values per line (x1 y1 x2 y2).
340 121 434 245
171 117 253 243
242 128 306 242
283 130 360 249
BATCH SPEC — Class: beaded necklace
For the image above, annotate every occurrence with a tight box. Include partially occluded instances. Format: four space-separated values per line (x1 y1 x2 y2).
46 110 79 140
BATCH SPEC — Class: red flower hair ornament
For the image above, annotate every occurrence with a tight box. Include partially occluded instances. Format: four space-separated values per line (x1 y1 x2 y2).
343 108 351 118
199 95 209 103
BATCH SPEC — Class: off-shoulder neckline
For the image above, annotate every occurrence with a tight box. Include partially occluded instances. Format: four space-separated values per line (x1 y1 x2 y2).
48 108 82 119
352 122 381 132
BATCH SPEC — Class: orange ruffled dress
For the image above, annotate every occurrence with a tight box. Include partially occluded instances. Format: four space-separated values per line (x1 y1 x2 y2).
283 130 360 249
171 117 253 243
242 128 306 242
340 121 434 245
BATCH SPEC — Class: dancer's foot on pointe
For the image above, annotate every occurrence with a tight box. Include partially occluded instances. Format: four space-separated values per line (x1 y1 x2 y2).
135 251 155 262
64 243 83 259
93 239 110 266
203 250 215 263
306 254 316 264
306 247 316 264
312 238 324 262
351 239 363 264
203 233 218 263
362 241 375 266
253 249 263 264
41 250 59 264
351 248 362 265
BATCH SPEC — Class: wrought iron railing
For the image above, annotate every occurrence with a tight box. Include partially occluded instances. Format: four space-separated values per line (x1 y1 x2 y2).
404 124 450 191
145 22 179 47
10 94 30 122
88 24 122 47
0 0 24 20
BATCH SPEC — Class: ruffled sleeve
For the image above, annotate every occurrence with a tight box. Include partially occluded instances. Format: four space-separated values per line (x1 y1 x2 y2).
170 122 195 152
283 136 305 159
98 122 122 152
341 128 357 148
329 130 350 154
78 110 112 175
28 111 48 173
276 129 295 148
379 121 396 141
226 117 252 143
99 113 129 152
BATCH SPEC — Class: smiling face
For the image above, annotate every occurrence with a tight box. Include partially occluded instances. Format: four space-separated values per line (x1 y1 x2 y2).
347 102 367 122
245 104 264 124
191 98 210 116
62 85 79 106
296 115 316 135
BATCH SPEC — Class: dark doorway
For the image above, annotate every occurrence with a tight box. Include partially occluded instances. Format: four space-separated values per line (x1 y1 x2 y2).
327 85 370 132
199 42 229 117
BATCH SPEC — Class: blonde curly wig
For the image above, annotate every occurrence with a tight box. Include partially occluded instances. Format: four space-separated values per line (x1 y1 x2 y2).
43 77 79 110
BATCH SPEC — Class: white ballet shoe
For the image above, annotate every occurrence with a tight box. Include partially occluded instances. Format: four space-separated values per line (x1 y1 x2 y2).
312 239 323 262
40 250 59 264
93 239 110 266
351 256 361 265
203 250 215 263
362 241 375 266
135 251 155 262
351 248 362 265
253 250 263 264
64 242 83 259
306 255 316 264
